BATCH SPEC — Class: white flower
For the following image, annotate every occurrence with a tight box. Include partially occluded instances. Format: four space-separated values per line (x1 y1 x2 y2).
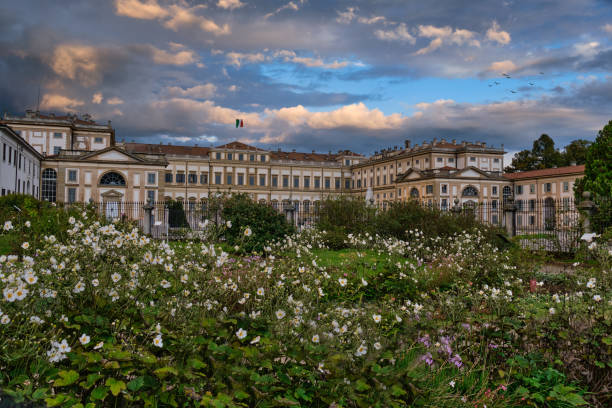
299 266 305 273
94 341 104 350
355 344 368 356
3 221 13 231
244 227 252 237
275 310 286 320
73 281 85 293
257 287 265 296
91 279 99 287
160 280 171 289
374 342 382 350
111 273 121 283
180 274 188 283
153 335 163 348
3 288 15 302
236 328 247 340
395 315 402 323
24 273 38 285
68 217 76 225
79 334 91 345
549 307 556 315
593 294 602 302
57 339 71 353
226 220 232 228
372 314 382 323
14 287 28 300
312 334 320 343
250 335 260 344
361 278 368 286
449 380 456 388
1 315 10 324
338 278 347 287
25 221 31 228
21 242 29 250
580 233 599 242
586 278 596 289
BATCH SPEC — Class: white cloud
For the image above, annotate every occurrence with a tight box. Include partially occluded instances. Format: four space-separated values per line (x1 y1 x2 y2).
228 85 238 92
358 15 386 25
40 94 84 112
150 46 199 65
487 60 517 73
603 23 612 34
114 0 168 20
165 84 217 99
374 23 416 43
217 0 245 10
225 51 266 67
106 97 124 105
574 41 599 58
92 92 103 104
264 1 300 19
115 0 230 35
336 7 357 24
51 44 101 86
414 25 480 55
274 50 351 69
486 21 511 45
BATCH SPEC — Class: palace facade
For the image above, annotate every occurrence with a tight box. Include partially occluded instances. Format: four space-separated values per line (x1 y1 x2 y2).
0 110 586 221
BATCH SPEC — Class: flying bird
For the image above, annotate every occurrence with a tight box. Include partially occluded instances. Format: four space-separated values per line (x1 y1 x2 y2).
509 90 517 93
528 82 535 86
539 72 545 75
494 81 500 85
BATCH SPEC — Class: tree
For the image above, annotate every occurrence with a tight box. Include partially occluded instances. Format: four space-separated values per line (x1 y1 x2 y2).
575 120 612 233
561 139 591 166
505 134 562 172
505 149 538 173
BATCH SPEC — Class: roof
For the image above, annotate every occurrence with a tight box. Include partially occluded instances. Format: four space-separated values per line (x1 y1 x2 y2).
503 165 585 180
0 125 44 160
270 151 337 162
124 143 211 158
215 141 267 151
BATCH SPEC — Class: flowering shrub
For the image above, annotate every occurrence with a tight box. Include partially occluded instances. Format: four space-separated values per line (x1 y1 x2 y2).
0 201 609 407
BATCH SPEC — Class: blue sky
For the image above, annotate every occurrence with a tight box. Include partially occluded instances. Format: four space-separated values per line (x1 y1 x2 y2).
1 0 611 159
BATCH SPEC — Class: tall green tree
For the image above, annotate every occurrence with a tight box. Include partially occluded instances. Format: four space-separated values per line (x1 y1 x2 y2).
505 134 563 172
575 120 612 233
561 139 591 166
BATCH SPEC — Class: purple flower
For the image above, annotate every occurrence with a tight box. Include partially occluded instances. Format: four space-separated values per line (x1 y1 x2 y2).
449 354 463 368
420 352 434 366
418 334 431 347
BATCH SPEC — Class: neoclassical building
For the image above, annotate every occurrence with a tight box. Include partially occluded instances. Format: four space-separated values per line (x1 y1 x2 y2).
0 110 587 226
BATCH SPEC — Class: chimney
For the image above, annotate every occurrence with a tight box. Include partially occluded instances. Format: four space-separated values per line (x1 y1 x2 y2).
405 140 411 148
194 143 198 147
452 139 456 145
312 150 315 154
461 141 467 146
277 147 281 152
25 109 34 118
481 142 486 147
292 149 296 152
433 138 438 145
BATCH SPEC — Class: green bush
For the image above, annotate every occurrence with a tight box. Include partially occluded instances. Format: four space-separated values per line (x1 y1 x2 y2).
166 200 189 228
221 193 293 253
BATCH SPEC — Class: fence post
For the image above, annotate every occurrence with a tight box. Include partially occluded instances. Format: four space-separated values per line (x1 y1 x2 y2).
450 198 462 215
577 191 596 234
143 198 154 236
283 202 295 225
503 197 517 237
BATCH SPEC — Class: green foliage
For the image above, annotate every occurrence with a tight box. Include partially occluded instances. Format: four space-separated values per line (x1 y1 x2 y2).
221 193 293 253
166 199 190 228
505 134 590 173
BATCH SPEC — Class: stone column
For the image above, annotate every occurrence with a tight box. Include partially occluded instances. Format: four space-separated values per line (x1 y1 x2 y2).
143 198 154 236
577 191 596 234
450 198 462 215
503 197 517 237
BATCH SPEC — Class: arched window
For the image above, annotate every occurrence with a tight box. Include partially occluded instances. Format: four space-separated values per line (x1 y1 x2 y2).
410 187 419 198
41 169 57 202
502 186 512 198
100 172 126 186
462 186 478 197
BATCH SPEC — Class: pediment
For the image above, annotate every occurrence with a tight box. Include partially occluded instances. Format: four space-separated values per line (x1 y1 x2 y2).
406 172 422 179
86 149 140 162
453 166 496 179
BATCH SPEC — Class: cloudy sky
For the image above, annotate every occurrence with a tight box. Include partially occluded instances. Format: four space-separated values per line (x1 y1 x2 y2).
1 0 611 158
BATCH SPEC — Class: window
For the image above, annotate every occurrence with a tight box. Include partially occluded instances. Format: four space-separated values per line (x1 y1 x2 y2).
226 174 233 185
345 159 350 166
53 146 61 155
238 154 244 161
227 153 233 160
544 183 552 192
100 172 126 186
293 176 299 188
272 175 278 187
324 177 331 189
147 173 156 184
492 200 498 209
249 175 255 186
314 177 320 188
492 186 498 195
68 170 77 182
2 144 5 161
282 175 289 187
165 173 173 183
147 190 155 202
215 152 221 159
8 146 11 164
53 132 62 139
426 185 433 194
67 188 76 203
530 184 535 194
441 198 448 209
470 157 476 162
415 160 419 165
357 179 361 188
215 173 222 184
529 215 535 225
335 178 340 189
176 173 185 183
492 214 498 224
250 154 255 161
515 185 523 195
437 157 443 163
41 169 57 202
345 179 350 189
18 153 21 169
494 158 500 163
448 158 454 163
563 181 569 192
200 173 208 184
376 176 380 186
259 174 266 186
304 176 310 188
462 186 478 197
410 188 419 198
237 174 244 185
13 150 17 167
383 175 386 185
502 186 512 198
441 184 448 194
188 173 197 184
260 155 266 162
94 137 103 144
529 200 536 211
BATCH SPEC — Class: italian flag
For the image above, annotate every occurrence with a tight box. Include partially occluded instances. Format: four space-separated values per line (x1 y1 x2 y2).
235 119 244 128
